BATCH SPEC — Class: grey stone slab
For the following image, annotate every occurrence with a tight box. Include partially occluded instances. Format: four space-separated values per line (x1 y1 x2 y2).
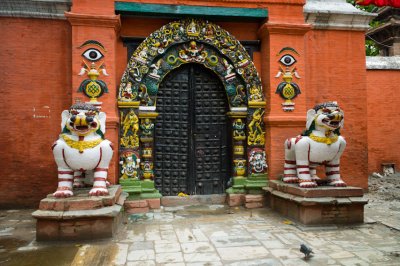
128 241 154 251
181 242 215 253
155 252 184 263
269 248 299 259
113 243 128 266
183 252 221 262
127 249 155 261
62 205 122 219
217 246 269 261
154 242 181 253
211 235 261 247
227 258 283 266
126 261 155 266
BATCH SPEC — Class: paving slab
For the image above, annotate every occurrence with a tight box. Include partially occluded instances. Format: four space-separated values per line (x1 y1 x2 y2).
2 198 400 265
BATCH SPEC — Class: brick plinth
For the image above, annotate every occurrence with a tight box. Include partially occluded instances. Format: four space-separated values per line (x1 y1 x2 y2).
226 194 245 207
269 180 364 198
245 194 266 209
32 185 125 241
124 198 161 214
264 184 368 225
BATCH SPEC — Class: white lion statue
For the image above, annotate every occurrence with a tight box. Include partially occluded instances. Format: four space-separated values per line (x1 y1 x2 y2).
283 102 346 188
52 103 113 197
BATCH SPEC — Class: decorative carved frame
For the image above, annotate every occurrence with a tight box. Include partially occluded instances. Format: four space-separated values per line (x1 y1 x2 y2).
117 18 267 185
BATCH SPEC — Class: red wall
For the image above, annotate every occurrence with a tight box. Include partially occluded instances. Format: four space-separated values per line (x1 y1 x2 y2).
305 29 369 189
0 18 71 208
367 69 400 174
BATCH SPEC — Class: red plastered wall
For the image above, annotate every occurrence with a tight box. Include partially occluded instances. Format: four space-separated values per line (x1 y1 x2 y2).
0 18 72 208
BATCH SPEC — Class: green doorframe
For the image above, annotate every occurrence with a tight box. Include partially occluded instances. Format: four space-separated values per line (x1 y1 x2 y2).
115 2 268 21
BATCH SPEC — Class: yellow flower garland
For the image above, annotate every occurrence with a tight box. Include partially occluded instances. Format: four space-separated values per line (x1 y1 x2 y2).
309 133 338 145
61 134 102 153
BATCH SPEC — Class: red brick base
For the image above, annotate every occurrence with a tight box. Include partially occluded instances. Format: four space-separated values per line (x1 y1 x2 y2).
32 186 124 241
265 182 368 225
124 198 161 214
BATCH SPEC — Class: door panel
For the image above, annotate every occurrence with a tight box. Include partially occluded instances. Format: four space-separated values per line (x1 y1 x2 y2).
154 64 230 195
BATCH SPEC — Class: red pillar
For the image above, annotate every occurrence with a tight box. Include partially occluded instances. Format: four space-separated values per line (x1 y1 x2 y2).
66 0 120 184
258 21 311 180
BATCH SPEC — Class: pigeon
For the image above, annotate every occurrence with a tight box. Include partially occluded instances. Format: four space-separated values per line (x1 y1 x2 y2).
300 244 314 259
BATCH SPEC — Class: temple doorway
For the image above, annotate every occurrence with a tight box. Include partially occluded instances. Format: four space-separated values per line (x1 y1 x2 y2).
154 64 231 195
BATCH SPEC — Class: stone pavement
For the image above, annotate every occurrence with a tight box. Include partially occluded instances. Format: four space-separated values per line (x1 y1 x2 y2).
113 205 400 266
1 203 400 265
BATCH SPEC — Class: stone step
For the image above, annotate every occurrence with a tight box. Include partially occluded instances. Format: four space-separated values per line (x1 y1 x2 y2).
160 194 226 207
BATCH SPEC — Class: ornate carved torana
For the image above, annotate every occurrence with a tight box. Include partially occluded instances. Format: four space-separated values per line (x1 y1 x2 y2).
117 19 267 194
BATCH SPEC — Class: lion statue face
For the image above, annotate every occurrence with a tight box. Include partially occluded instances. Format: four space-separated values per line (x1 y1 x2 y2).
306 102 344 133
61 103 106 137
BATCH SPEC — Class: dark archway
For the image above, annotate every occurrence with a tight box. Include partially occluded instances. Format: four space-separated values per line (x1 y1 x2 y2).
154 64 231 195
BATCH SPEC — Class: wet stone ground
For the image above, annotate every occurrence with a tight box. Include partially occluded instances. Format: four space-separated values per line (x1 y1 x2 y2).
1 175 400 266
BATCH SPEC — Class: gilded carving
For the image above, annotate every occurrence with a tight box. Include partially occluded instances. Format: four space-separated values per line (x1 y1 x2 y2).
247 109 265 146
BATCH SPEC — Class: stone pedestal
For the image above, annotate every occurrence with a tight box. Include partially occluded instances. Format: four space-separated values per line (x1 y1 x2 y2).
32 185 125 241
265 180 368 225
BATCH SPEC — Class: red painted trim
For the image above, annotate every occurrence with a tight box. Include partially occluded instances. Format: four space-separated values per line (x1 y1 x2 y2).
94 147 103 169
283 174 297 177
286 139 291 149
94 167 108 172
285 160 296 164
58 178 73 182
58 170 73 175
299 171 310 174
327 171 340 175
62 149 72 169
94 177 106 182
296 165 309 168
284 167 296 170
326 164 339 167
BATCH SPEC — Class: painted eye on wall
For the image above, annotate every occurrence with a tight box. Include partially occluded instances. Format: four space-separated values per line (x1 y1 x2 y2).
82 48 104 62
279 54 296 66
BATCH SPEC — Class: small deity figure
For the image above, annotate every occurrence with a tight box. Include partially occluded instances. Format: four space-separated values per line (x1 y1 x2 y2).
180 41 206 62
233 159 246 177
135 47 149 64
222 58 234 76
141 162 154 180
140 118 154 137
249 85 263 102
149 59 162 78
283 102 347 188
249 149 268 174
203 24 215 41
248 109 265 146
233 118 246 140
120 152 140 179
138 84 154 106
231 85 246 107
121 110 139 137
129 134 139 148
52 103 113 197
120 82 136 101
187 20 199 36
